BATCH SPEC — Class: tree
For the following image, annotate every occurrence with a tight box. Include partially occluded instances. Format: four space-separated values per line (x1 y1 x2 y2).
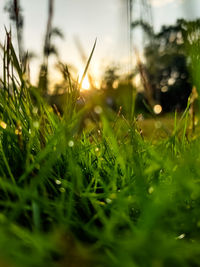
180 19 200 97
4 0 24 62
38 0 64 96
142 20 193 112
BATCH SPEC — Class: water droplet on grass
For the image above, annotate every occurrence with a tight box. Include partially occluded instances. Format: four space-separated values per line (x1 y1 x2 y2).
106 198 112 204
148 187 154 194
68 140 74 147
176 233 185 240
94 106 103 114
60 187 66 193
33 107 38 114
15 129 22 135
33 121 39 129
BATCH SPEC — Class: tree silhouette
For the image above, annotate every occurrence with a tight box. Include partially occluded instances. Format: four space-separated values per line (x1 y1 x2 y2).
4 0 24 62
143 19 193 112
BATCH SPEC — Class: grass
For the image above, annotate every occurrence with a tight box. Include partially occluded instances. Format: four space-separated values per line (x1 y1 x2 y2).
0 34 200 267
137 113 199 140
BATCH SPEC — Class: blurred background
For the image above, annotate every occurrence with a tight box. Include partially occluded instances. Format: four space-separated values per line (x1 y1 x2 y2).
0 0 200 118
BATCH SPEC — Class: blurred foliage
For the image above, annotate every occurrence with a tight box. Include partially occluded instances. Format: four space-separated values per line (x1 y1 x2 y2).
38 0 64 96
181 19 200 100
4 0 24 62
142 19 193 112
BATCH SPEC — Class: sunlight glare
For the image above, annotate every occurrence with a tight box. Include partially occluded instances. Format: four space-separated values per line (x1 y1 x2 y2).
79 71 90 91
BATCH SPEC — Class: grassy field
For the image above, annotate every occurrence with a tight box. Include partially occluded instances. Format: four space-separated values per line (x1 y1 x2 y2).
137 113 196 140
0 36 200 267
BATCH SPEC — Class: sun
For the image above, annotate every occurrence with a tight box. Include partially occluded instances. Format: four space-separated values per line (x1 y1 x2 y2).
81 75 90 90
79 71 90 91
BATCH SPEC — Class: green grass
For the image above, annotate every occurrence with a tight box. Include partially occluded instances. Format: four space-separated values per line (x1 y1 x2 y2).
137 113 197 140
1 36 200 267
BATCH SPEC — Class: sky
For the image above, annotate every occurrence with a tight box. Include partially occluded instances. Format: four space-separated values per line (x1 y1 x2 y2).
0 0 200 86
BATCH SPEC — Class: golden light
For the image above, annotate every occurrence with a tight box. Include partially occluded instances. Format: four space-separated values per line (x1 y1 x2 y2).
94 80 101 89
0 121 7 129
133 74 143 91
133 74 141 87
79 71 90 91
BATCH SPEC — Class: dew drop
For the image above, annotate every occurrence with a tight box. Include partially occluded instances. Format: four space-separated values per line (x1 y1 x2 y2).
94 106 103 114
148 187 154 194
106 198 112 204
55 179 62 185
33 121 39 129
60 187 66 193
68 140 74 147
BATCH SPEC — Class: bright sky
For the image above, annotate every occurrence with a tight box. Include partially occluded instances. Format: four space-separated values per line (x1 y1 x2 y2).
0 0 200 86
